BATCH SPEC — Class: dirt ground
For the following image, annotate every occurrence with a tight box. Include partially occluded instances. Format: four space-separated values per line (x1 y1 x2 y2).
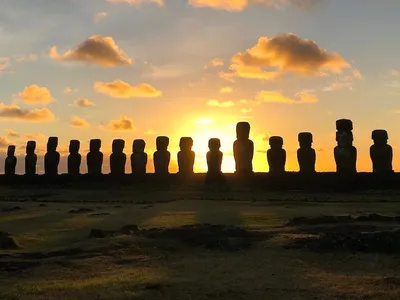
1 187 400 300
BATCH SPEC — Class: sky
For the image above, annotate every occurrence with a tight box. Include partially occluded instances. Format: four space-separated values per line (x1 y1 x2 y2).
1 0 400 174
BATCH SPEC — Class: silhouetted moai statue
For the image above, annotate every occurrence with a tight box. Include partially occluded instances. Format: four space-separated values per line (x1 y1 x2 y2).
370 129 393 173
4 145 17 176
297 132 316 174
334 119 357 174
25 141 37 176
267 136 286 174
68 140 81 175
207 138 223 176
131 139 147 175
110 139 126 175
233 122 254 176
178 137 195 176
44 137 60 176
87 139 103 175
154 136 170 175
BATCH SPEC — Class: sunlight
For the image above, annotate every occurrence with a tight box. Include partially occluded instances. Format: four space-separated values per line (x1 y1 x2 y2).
174 117 237 173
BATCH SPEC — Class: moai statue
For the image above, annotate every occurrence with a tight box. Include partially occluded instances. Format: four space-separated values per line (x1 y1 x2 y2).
110 139 126 176
4 145 17 175
87 139 103 175
370 129 393 173
68 140 81 175
25 141 37 176
153 136 170 175
233 122 254 175
297 132 316 174
131 139 147 175
207 138 223 176
178 137 195 175
44 137 60 176
267 136 286 174
334 119 357 174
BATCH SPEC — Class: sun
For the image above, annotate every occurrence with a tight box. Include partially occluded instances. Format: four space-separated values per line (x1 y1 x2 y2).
174 117 237 173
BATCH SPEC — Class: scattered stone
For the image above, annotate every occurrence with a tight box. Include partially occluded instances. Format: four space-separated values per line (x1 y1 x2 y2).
68 208 94 214
287 230 400 254
356 214 394 222
39 203 47 207
286 215 353 226
144 283 163 291
114 205 123 208
88 229 107 239
0 261 39 273
1 206 22 212
120 225 139 234
0 232 19 250
89 213 111 217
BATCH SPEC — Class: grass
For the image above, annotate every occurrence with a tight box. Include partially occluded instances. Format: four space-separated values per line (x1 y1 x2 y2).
1 187 400 299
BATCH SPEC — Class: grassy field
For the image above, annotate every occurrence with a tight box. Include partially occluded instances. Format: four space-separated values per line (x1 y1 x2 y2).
1 187 400 299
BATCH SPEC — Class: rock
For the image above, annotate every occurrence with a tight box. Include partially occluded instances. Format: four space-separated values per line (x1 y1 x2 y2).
120 225 139 234
68 208 94 214
88 229 106 238
0 232 19 249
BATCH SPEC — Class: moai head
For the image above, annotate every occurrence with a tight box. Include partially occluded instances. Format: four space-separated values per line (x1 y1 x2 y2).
336 119 353 131
7 145 15 157
372 129 388 146
156 136 169 151
179 137 193 151
26 141 36 155
133 139 146 153
336 131 353 148
90 139 101 152
208 138 221 151
269 136 283 150
47 137 58 152
298 132 313 148
69 140 80 154
236 122 250 140
112 139 125 154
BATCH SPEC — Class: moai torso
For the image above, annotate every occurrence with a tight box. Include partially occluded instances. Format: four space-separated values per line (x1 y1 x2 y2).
334 130 357 174
110 139 126 175
233 122 254 175
68 140 81 175
5 145 17 175
178 137 195 175
25 141 37 175
267 136 286 174
87 139 103 175
297 132 316 174
131 139 147 175
370 130 393 173
207 138 223 175
44 137 60 176
154 136 170 175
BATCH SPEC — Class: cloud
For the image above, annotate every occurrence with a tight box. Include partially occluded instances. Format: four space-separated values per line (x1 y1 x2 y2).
94 80 162 98
207 99 235 107
0 136 12 148
72 98 96 108
323 69 362 92
106 115 135 131
95 12 108 23
0 103 55 122
229 33 349 80
205 58 224 68
15 54 38 63
107 0 164 6
70 116 89 127
50 35 132 67
256 90 318 104
241 108 252 114
145 129 158 135
64 87 72 94
0 57 10 71
5 129 20 138
188 0 320 11
219 86 233 94
18 85 55 106
24 133 47 141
